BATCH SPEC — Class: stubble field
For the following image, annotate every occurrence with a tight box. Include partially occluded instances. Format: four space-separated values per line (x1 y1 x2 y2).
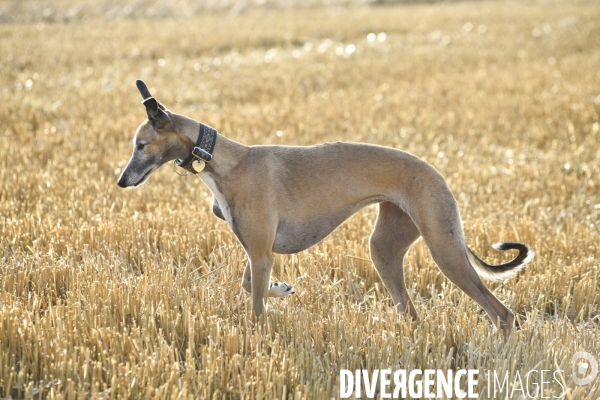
1 0 600 398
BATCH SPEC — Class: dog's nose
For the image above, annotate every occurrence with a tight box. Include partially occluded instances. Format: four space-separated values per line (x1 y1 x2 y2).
117 175 128 188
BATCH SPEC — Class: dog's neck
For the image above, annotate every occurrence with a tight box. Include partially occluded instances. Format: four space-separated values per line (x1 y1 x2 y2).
171 113 249 177
205 132 249 177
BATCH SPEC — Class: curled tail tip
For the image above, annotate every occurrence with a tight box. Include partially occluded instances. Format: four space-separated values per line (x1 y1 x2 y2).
491 242 505 250
492 242 536 265
469 241 534 282
523 248 536 265
491 241 527 251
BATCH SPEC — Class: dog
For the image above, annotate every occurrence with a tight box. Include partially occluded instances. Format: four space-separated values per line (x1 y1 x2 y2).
117 80 534 338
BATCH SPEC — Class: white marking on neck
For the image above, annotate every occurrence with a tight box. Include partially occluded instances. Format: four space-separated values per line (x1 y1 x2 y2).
197 173 232 224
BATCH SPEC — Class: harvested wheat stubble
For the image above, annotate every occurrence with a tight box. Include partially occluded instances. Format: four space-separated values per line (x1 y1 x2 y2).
1 0 599 398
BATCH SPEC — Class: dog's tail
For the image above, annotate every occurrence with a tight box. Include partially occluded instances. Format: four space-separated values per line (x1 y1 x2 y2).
466 242 535 282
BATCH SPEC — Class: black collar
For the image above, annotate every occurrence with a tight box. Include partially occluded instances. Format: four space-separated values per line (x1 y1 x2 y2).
176 123 218 174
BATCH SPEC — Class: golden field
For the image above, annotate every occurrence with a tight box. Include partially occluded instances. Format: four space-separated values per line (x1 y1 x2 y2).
1 0 600 398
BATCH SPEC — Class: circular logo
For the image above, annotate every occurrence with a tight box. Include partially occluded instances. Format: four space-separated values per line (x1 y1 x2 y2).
572 351 598 386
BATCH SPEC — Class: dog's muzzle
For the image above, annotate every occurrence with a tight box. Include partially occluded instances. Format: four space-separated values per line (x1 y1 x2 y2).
116 175 128 188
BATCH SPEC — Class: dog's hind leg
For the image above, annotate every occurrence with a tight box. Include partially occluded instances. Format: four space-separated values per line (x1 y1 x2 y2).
429 246 514 338
369 202 421 319
415 204 516 338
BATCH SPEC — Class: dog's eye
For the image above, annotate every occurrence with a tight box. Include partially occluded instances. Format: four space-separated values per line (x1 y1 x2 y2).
137 143 146 151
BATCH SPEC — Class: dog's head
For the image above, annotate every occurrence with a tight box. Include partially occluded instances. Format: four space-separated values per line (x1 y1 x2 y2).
117 80 193 188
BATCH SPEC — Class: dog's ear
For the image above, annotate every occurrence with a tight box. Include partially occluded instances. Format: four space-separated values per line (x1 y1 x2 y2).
136 80 172 130
136 79 152 100
142 97 159 118
142 97 172 129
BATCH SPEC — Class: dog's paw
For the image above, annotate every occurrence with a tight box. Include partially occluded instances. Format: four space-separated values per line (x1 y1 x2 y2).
268 281 295 298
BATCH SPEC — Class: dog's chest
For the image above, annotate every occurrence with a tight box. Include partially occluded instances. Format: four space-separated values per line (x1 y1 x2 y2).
198 173 232 224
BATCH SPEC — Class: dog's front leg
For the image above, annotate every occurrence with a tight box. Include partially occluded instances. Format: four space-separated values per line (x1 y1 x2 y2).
249 255 274 318
241 262 252 293
232 201 278 318
241 262 295 297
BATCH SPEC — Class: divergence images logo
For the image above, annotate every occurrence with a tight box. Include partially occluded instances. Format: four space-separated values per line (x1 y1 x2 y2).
572 351 598 386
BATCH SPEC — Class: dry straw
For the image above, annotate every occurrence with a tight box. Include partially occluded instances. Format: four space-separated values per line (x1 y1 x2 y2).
1 0 599 398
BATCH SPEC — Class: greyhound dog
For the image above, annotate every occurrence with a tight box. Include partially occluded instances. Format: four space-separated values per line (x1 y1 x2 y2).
117 80 534 338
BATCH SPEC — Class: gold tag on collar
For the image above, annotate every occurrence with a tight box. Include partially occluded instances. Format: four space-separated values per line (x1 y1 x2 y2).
192 159 206 173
